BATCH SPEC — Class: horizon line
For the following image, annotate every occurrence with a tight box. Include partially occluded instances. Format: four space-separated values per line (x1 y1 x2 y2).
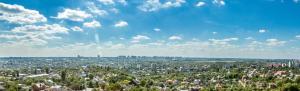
0 56 299 60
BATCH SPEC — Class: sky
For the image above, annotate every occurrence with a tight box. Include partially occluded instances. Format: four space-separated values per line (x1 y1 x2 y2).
0 0 300 59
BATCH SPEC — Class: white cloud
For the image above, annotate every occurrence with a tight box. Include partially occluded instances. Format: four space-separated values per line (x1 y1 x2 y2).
1 24 68 46
209 38 238 42
97 0 127 5
148 42 164 46
192 38 199 41
0 2 47 24
131 35 150 43
196 1 205 7
138 0 161 12
245 37 254 40
266 39 286 46
163 0 185 7
110 8 119 13
259 29 266 33
154 28 161 32
98 0 115 5
109 43 126 49
12 24 69 34
54 8 91 22
87 3 108 17
212 32 217 35
247 39 287 50
120 37 125 40
114 20 128 27
118 0 127 5
71 26 83 32
212 0 225 6
0 34 25 39
248 41 263 47
169 35 182 40
138 0 186 12
0 34 62 41
295 35 300 39
209 38 238 47
38 34 62 40
19 37 49 46
83 20 101 28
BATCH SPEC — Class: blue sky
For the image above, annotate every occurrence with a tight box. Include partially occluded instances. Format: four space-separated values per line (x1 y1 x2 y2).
0 0 300 58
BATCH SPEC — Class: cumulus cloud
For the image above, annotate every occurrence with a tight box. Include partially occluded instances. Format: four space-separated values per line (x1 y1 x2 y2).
148 41 164 46
83 20 101 28
259 29 266 33
119 37 125 40
0 34 25 40
209 38 238 47
110 8 119 13
114 20 128 27
138 0 186 12
131 35 150 43
98 0 115 5
98 0 127 5
295 35 300 39
87 3 108 17
1 24 68 46
266 39 286 46
71 26 83 32
1 33 63 41
109 43 126 49
54 8 91 22
212 32 217 35
245 37 254 40
12 24 69 34
248 38 287 48
196 1 205 7
154 28 161 32
212 0 225 6
169 35 182 40
0 2 47 24
18 37 49 46
118 0 128 5
248 41 263 47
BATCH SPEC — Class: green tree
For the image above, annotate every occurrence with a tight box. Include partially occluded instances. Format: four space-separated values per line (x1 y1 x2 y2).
61 70 67 81
88 81 94 88
281 83 299 91
108 83 122 91
5 81 18 91
89 74 94 80
12 70 19 78
129 86 144 91
45 67 50 74
34 69 37 74
295 76 300 84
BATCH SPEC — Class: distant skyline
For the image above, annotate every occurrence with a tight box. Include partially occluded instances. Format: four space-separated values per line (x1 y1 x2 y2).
0 0 300 59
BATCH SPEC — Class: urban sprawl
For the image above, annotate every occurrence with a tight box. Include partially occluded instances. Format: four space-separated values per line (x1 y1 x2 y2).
0 56 300 91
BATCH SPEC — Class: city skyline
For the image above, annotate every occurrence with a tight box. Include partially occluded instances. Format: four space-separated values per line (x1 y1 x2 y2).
0 0 300 59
